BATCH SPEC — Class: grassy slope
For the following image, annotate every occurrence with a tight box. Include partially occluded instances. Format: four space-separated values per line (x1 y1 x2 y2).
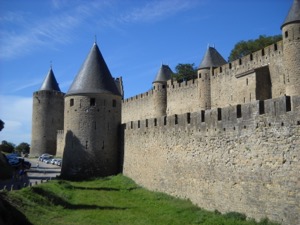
1 175 279 225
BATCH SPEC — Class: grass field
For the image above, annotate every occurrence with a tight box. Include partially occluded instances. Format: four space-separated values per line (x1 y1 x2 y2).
0 175 280 225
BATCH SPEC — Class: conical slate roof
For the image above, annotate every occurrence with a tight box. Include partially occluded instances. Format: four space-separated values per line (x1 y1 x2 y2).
39 67 61 91
198 47 226 69
153 64 173 83
281 0 300 29
67 43 120 96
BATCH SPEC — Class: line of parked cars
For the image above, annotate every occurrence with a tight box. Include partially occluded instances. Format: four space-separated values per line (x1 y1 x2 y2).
38 153 62 166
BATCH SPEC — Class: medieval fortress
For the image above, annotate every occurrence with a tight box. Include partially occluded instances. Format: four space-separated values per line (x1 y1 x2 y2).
31 1 300 224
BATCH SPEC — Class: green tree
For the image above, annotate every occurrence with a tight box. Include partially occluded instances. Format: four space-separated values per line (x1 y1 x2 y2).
15 142 30 154
0 119 4 132
228 35 282 62
0 140 15 153
172 63 197 82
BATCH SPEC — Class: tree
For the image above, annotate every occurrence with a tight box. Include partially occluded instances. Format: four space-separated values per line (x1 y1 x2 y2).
228 35 282 62
0 140 15 153
15 142 30 154
0 119 4 132
172 63 197 82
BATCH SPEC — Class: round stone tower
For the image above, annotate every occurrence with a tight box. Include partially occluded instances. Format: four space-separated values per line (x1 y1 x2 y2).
281 0 300 96
152 64 173 117
31 67 64 157
197 46 226 109
61 42 122 180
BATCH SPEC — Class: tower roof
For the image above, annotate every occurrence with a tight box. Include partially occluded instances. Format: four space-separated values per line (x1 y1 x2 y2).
39 67 61 91
198 46 226 69
281 0 300 29
153 64 173 83
66 43 120 96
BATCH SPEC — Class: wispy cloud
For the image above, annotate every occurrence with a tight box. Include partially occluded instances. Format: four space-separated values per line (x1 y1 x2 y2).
0 0 201 60
119 0 199 23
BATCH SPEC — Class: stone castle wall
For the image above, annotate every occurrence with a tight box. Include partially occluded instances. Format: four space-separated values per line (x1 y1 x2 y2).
122 41 287 124
123 95 300 225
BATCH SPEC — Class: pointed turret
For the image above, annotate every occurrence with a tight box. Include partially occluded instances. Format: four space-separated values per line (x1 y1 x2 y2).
281 0 300 96
153 64 173 83
281 0 300 29
31 67 64 157
198 47 226 69
67 43 120 96
40 67 61 91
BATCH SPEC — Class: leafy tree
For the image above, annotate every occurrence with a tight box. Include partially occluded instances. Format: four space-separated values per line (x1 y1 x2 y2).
0 119 4 132
15 142 30 154
172 63 197 82
228 35 282 62
0 140 15 153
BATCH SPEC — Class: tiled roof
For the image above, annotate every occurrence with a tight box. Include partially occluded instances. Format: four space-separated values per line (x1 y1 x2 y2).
67 43 120 96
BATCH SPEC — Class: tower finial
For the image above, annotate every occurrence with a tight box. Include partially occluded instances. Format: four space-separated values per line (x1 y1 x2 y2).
94 35 97 44
50 60 53 69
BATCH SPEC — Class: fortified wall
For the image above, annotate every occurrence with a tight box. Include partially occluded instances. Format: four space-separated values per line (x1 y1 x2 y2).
123 95 300 225
122 41 286 123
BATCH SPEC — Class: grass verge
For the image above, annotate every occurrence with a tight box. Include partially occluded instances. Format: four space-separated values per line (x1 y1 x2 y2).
0 175 280 225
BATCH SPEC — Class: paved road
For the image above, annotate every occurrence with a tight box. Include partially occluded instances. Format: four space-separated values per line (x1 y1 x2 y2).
0 158 61 191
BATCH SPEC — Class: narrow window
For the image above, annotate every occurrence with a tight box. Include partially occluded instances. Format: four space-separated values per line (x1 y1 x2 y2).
175 114 178 125
154 118 157 126
286 96 291 112
90 98 96 106
285 31 288 38
201 110 205 122
199 73 202 78
187 113 191 124
70 98 74 107
246 78 248 86
138 120 140 128
250 54 253 61
162 85 165 89
217 108 222 121
131 121 133 129
164 116 167 125
262 49 265 56
112 99 116 107
237 105 242 118
219 67 222 73
274 43 278 51
229 63 232 69
239 58 242 65
146 119 148 128
259 100 265 115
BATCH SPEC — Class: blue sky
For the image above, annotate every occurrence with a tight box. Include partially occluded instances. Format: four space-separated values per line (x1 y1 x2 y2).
0 0 292 145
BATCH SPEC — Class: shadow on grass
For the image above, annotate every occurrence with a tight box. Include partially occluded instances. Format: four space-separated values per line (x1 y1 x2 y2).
31 187 128 210
0 192 33 225
71 186 140 192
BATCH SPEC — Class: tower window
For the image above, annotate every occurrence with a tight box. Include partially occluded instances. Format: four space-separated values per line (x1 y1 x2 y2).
285 31 288 38
90 98 96 106
246 78 248 85
250 54 253 61
70 99 74 107
112 99 116 107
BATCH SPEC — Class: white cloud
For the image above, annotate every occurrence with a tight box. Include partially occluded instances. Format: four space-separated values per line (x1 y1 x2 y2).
119 0 199 23
0 95 32 144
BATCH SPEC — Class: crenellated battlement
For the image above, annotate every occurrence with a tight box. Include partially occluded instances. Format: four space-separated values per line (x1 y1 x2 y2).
212 41 283 78
33 90 65 97
124 95 300 133
122 89 154 103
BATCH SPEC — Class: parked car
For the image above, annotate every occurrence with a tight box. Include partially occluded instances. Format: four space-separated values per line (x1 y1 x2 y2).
56 159 62 166
39 154 52 161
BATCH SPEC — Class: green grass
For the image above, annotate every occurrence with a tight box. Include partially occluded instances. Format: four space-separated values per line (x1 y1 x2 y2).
0 175 280 225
